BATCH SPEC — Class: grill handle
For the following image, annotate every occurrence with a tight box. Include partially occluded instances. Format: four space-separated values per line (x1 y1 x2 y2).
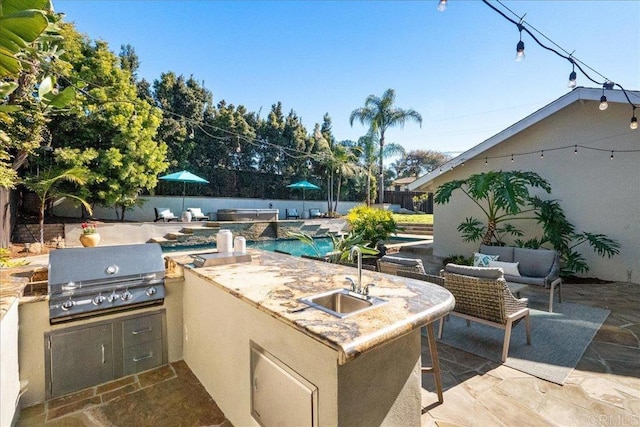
132 327 153 335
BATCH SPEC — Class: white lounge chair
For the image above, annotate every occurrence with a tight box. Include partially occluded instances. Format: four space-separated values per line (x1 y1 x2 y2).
187 207 208 221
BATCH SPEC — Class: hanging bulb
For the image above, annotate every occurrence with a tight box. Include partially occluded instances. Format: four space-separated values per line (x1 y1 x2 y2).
485 157 488 165
568 71 577 88
437 0 447 12
599 95 608 111
511 154 514 163
516 40 525 61
610 151 614 160
189 128 195 139
540 150 544 159
236 144 241 153
574 145 578 154
631 108 638 130
515 24 525 62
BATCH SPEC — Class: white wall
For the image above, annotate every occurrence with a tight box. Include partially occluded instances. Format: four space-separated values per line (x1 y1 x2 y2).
53 196 360 222
428 100 639 283
1 299 20 427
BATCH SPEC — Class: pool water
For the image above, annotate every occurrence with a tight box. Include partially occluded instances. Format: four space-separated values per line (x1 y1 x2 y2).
249 238 333 257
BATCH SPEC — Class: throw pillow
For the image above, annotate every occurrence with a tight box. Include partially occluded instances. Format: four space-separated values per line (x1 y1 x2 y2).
488 260 521 276
474 252 499 267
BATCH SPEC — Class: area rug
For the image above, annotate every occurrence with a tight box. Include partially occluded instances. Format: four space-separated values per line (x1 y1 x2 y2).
437 302 610 384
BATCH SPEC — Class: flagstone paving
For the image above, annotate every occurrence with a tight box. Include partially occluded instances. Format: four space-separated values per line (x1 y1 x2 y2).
420 281 640 427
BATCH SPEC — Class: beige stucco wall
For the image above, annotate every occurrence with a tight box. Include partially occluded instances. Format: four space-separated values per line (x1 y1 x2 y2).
428 99 639 283
182 270 422 426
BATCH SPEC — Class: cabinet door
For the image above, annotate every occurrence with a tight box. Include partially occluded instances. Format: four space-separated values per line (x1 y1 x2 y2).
48 323 114 398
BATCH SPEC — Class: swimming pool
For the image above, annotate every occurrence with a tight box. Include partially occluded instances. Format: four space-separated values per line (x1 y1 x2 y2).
162 236 426 257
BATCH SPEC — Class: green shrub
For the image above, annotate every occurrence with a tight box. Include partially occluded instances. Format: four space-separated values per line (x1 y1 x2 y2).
346 205 398 248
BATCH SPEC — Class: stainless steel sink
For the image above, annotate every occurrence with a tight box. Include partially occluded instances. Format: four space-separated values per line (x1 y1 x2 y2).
298 289 387 318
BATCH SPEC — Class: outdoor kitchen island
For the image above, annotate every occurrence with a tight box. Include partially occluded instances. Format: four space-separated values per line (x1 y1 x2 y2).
169 249 454 427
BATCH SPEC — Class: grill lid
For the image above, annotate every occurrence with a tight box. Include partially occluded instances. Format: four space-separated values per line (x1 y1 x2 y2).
48 243 165 286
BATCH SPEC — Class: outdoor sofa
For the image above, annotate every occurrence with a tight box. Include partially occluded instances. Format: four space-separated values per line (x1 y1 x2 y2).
477 244 562 312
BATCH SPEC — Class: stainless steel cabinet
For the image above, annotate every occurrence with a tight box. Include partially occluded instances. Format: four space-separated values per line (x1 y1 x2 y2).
48 322 114 398
122 313 164 375
45 310 166 398
250 342 318 427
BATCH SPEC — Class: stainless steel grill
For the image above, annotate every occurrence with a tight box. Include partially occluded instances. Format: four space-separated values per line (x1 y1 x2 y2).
48 243 165 324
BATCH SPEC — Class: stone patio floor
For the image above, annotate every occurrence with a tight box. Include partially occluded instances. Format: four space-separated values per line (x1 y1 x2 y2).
420 280 639 427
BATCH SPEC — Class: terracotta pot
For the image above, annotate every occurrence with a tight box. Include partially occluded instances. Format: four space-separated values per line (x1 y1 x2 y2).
79 233 101 247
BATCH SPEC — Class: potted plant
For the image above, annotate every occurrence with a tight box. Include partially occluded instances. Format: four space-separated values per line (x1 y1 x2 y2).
79 222 100 247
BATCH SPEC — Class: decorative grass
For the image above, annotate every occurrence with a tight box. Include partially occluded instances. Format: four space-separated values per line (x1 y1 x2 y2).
392 213 433 224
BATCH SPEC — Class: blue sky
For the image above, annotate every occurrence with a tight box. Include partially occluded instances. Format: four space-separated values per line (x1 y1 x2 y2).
55 1 639 156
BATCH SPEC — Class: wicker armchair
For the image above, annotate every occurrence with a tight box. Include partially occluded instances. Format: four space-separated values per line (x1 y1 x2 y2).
439 264 531 362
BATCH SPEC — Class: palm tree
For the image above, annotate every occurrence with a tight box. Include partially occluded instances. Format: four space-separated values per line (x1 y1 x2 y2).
357 132 405 206
349 88 422 205
22 167 92 247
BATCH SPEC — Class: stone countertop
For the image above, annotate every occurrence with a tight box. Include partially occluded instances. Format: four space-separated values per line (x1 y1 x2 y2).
167 249 454 364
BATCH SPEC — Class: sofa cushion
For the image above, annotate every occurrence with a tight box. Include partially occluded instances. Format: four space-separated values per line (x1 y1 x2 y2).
488 260 521 276
479 244 514 262
513 247 556 277
474 252 499 267
506 275 546 286
445 263 504 280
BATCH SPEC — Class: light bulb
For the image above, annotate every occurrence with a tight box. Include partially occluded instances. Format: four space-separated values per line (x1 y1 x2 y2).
568 71 577 88
437 0 447 12
236 145 241 153
599 95 608 111
515 41 525 61
631 116 639 130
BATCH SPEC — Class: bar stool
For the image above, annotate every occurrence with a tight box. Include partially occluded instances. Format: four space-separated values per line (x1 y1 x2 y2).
422 322 444 403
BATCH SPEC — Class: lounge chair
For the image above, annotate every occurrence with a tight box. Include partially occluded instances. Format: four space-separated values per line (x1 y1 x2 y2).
285 208 300 219
187 207 208 221
309 208 322 218
439 263 531 362
154 207 178 222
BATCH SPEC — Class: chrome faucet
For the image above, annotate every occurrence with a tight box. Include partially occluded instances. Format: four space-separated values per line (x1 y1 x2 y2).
346 245 374 296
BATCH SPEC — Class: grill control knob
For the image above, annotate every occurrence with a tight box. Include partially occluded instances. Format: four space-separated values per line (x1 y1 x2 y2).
121 290 133 301
93 295 106 305
61 300 75 311
145 287 157 297
107 292 119 303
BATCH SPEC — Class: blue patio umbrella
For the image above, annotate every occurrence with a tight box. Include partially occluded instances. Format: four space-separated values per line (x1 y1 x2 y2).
287 180 321 214
159 170 209 211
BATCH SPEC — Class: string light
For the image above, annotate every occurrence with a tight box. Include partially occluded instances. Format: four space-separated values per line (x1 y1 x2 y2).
599 84 610 111
610 151 614 160
515 23 525 62
485 157 488 165
511 154 514 162
628 108 637 130
540 150 544 159
574 145 578 154
437 0 447 12
568 60 577 89
474 0 639 130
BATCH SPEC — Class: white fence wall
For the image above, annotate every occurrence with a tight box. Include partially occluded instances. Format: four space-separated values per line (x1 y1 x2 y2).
52 196 362 222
